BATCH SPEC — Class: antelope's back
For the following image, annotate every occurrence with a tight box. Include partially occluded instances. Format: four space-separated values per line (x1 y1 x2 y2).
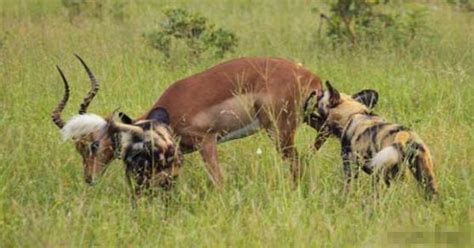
149 57 322 129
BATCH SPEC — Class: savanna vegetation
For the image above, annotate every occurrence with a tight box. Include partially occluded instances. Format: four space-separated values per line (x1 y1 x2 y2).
0 0 473 246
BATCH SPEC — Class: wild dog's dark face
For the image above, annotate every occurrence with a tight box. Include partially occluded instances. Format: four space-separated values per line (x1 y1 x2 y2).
316 81 379 132
120 108 182 189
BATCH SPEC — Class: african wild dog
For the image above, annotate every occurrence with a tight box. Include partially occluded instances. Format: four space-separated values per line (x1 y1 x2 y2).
119 108 183 196
308 81 438 198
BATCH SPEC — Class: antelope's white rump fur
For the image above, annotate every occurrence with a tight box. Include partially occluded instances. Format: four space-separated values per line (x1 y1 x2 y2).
61 114 107 140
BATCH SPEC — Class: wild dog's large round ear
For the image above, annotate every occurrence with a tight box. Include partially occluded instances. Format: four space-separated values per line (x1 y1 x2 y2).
325 81 340 107
118 112 133 124
148 107 170 125
352 89 379 109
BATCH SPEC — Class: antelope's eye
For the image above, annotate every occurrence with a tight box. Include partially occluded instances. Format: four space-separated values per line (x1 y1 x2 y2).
90 141 100 153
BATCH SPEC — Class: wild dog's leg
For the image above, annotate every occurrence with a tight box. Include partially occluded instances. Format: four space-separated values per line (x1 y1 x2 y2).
198 134 224 187
341 149 353 194
340 134 353 193
314 125 331 151
303 114 330 151
384 165 400 187
125 168 138 208
409 147 438 198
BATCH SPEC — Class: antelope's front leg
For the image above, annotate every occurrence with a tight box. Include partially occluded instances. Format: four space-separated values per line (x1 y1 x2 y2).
198 134 224 187
270 121 301 186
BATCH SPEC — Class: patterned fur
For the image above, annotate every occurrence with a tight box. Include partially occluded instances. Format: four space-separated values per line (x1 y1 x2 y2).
313 81 438 198
119 108 183 197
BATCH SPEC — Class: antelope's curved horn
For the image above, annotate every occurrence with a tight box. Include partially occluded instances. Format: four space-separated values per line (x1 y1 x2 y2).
75 54 99 115
51 65 70 129
113 122 145 136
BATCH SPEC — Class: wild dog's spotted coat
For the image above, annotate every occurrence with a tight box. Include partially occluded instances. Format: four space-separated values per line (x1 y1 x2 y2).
311 82 438 198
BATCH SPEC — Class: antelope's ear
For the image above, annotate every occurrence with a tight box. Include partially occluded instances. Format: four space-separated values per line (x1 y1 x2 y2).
148 107 170 125
325 81 341 107
352 89 379 109
118 112 133 124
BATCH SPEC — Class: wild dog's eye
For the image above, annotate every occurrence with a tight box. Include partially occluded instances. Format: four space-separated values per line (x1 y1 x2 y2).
90 141 100 153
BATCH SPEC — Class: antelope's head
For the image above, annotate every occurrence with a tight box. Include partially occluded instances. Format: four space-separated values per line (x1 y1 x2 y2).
119 108 183 189
52 55 133 185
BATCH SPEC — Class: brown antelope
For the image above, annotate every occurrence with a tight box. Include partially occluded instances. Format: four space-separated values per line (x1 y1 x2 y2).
52 56 325 192
120 57 325 187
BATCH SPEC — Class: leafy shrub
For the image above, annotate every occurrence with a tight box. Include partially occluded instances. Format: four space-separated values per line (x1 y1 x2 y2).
109 1 128 22
61 0 85 22
389 5 431 46
317 0 385 45
315 0 431 48
144 8 238 61
447 0 474 11
0 31 9 50
204 28 238 58
61 0 105 23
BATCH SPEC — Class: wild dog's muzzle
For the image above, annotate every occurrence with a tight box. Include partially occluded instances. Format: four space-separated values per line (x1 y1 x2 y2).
123 138 181 189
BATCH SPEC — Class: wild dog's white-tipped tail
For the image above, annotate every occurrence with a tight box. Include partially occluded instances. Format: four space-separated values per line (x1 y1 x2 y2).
370 145 400 172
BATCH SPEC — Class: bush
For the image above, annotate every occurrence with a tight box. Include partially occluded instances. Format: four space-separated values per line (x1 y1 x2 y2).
315 0 431 48
61 0 86 23
447 0 474 11
144 8 238 61
0 32 8 50
62 0 128 23
110 1 128 22
389 4 431 47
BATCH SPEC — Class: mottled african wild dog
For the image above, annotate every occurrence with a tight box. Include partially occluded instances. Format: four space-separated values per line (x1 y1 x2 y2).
308 81 438 198
119 109 183 195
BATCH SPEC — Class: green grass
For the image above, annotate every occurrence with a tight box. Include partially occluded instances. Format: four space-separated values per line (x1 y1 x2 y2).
1 0 473 247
